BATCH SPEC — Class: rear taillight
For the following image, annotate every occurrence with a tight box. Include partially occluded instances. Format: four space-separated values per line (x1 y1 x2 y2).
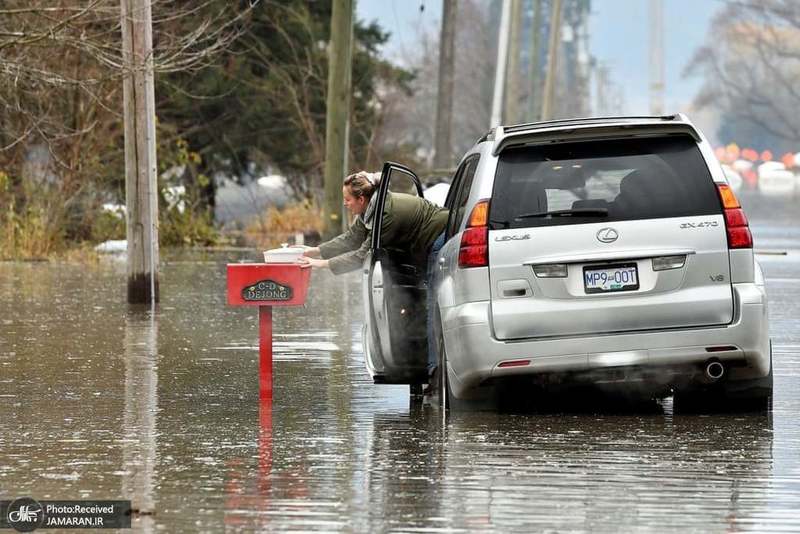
458 200 490 268
717 184 753 249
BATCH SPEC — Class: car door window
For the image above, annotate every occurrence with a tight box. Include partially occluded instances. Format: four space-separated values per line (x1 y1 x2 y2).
447 156 480 236
372 163 424 251
387 167 421 196
444 164 465 211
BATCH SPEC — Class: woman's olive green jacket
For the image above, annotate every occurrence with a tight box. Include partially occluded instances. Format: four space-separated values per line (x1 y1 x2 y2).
318 192 448 275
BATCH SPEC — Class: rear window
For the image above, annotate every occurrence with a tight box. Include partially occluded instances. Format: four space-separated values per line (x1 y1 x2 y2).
489 135 721 229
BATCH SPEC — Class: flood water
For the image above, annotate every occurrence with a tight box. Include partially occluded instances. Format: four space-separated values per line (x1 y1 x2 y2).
2 188 800 532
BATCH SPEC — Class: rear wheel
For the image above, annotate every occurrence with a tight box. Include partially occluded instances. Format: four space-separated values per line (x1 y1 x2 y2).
673 345 773 413
436 330 451 409
437 326 497 411
673 385 771 413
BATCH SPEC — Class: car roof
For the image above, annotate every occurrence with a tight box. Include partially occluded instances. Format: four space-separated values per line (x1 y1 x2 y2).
479 114 702 156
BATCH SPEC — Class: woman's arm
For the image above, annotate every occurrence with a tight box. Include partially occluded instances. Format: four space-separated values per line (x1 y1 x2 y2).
299 245 321 258
299 236 370 274
300 219 368 273
298 256 328 268
318 220 366 259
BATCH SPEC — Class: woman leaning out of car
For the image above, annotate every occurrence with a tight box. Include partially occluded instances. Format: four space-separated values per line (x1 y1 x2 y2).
298 171 449 379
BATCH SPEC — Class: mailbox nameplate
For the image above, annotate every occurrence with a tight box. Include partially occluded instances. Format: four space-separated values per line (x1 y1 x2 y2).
242 279 293 302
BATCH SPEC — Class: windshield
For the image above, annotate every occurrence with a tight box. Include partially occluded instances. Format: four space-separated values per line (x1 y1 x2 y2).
489 135 722 229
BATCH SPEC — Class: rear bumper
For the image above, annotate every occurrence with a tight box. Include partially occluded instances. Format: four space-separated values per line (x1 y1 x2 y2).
441 283 770 398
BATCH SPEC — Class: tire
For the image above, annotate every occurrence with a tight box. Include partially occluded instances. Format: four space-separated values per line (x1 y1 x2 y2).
673 344 773 414
727 344 774 411
436 329 451 410
437 323 496 411
673 385 770 413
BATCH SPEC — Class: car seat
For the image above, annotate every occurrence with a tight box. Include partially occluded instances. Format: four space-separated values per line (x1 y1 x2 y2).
611 170 655 217
517 180 548 216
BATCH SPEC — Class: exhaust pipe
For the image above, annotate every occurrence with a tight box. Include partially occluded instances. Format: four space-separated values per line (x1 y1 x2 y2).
705 361 725 381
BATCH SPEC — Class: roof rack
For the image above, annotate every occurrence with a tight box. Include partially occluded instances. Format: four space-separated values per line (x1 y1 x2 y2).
502 115 679 135
477 114 687 146
490 114 698 156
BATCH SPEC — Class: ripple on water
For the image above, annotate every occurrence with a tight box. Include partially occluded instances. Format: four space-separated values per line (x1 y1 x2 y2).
1 239 800 531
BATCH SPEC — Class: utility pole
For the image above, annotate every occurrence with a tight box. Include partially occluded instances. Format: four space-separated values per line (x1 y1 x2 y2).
323 0 354 238
528 0 543 122
433 0 457 170
503 0 522 125
540 0 563 121
649 0 665 115
596 62 609 115
575 5 592 117
490 0 512 128
121 0 159 304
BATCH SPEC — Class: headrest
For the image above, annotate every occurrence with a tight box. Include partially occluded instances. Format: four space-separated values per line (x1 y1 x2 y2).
618 170 649 197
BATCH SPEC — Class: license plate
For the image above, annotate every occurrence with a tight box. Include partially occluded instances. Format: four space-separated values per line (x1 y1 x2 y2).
583 263 639 294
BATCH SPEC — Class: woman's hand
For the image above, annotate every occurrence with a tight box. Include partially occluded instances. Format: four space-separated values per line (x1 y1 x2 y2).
298 245 321 258
297 256 328 269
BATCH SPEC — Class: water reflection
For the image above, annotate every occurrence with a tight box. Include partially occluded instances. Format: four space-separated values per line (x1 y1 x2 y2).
222 399 273 531
438 410 774 531
0 190 798 531
122 309 158 532
359 408 448 532
216 401 776 531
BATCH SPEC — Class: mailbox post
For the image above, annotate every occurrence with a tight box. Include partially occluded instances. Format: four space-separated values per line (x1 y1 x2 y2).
227 263 311 400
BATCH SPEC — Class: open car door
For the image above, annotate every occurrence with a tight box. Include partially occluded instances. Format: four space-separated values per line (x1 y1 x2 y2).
362 162 428 385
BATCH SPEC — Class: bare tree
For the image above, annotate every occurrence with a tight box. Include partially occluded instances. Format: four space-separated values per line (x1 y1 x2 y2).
686 0 800 143
0 1 251 164
0 1 252 252
386 0 494 175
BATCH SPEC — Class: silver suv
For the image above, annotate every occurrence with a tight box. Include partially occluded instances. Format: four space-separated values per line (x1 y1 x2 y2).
362 115 772 411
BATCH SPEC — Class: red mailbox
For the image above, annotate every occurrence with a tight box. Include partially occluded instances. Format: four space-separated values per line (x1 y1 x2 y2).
227 263 311 400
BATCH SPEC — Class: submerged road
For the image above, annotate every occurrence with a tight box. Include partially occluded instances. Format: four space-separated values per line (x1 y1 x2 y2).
1 189 799 532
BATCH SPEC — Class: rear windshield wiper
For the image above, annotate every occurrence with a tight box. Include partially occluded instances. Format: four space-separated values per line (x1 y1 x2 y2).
514 208 608 220
489 219 511 229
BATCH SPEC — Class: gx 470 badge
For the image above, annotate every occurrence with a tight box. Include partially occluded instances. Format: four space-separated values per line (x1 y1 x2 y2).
680 221 719 229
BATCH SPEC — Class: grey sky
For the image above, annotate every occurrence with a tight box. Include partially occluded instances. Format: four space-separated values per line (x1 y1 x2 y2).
356 0 721 116
589 0 720 114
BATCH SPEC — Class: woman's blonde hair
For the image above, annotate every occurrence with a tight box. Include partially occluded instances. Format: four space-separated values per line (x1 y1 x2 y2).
343 171 381 199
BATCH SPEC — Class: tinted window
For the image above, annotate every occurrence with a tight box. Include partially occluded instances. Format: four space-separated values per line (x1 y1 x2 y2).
387 168 421 196
489 136 721 229
444 163 466 211
448 156 479 235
